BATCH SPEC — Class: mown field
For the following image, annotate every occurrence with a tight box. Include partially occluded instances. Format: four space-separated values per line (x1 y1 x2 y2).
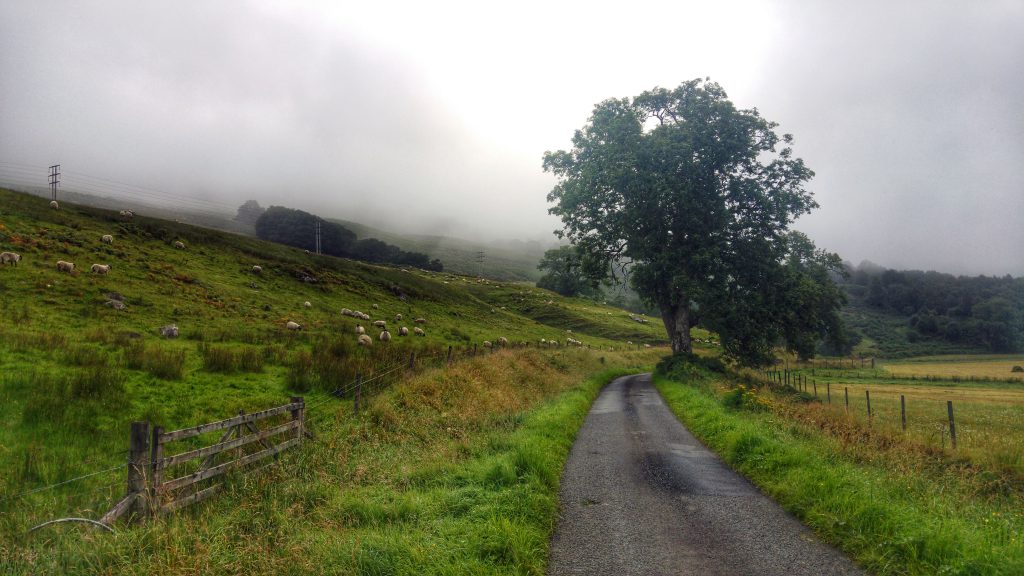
0 187 669 573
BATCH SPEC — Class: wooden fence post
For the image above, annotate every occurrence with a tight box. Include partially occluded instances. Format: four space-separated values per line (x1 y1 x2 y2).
826 382 830 404
866 390 872 421
354 373 363 416
844 387 849 413
813 380 817 398
408 351 416 371
290 396 304 445
446 345 453 366
129 421 150 518
150 425 164 515
871 358 875 369
900 395 906 431
947 401 957 449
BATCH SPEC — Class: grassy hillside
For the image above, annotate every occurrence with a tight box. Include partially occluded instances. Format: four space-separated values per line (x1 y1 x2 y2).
0 187 669 572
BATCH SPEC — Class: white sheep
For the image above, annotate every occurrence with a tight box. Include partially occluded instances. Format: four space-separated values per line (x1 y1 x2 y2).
119 209 134 219
49 200 59 210
379 330 391 342
101 234 113 244
251 265 262 274
399 326 409 336
414 327 425 336
341 308 354 317
483 340 493 349
90 263 111 274
358 334 373 347
0 251 20 266
394 313 403 321
303 301 312 308
355 325 365 335
372 304 379 309
414 317 426 324
373 320 387 329
159 324 179 338
56 260 75 273
497 337 509 346
173 241 186 249
286 321 302 331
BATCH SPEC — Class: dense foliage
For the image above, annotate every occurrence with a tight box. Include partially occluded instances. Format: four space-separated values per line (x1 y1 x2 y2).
839 262 1023 353
544 79 846 365
254 205 442 270
535 245 601 298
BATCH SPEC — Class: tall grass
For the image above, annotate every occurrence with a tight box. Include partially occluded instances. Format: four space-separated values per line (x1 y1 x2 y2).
197 342 264 373
123 340 186 380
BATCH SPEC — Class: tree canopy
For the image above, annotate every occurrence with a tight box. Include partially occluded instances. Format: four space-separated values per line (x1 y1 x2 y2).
543 79 845 365
536 245 601 298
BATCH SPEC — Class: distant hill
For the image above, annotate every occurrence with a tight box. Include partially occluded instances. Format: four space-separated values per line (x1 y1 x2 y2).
331 219 551 282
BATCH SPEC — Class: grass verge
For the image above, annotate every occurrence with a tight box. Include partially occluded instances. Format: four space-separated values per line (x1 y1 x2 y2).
2 348 658 575
653 356 1024 576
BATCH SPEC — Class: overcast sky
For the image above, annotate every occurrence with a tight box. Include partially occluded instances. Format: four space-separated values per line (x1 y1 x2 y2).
1 1 1021 275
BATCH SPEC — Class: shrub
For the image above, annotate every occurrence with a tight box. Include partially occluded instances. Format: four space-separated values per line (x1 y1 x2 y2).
1012 366 1023 373
123 341 186 380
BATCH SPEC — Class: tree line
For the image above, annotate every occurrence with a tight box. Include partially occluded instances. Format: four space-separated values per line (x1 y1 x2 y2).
237 202 442 271
839 262 1023 353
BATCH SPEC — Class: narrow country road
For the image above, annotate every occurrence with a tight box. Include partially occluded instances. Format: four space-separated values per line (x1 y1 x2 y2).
548 373 864 576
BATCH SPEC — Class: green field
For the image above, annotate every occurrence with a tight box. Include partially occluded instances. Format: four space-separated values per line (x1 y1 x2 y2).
0 187 674 573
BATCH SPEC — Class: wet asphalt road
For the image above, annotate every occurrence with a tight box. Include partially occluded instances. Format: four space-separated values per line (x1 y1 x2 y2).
547 373 864 576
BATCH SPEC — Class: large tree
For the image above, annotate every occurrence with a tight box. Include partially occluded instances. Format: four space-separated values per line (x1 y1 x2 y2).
544 80 845 365
536 245 601 298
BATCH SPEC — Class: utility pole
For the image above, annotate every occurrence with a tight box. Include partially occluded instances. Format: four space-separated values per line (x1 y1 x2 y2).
475 250 485 277
48 164 60 201
315 220 322 255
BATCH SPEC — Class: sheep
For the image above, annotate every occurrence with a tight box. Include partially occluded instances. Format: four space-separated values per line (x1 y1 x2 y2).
0 251 20 266
373 320 387 329
413 327 425 336
90 263 111 274
101 234 113 244
399 326 409 336
56 260 75 273
341 308 353 317
302 301 312 308
105 299 126 310
414 317 426 324
119 209 134 219
358 334 373 347
355 325 365 335
394 313 403 321
483 340 493 349
372 304 379 309
251 265 262 274
644 343 651 348
379 330 391 342
497 337 509 346
159 324 179 338
286 321 302 331
173 241 186 249
49 200 59 210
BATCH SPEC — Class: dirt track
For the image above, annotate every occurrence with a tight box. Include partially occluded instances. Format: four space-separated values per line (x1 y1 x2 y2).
547 373 864 576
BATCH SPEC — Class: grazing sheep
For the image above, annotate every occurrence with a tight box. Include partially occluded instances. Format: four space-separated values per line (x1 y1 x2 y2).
394 313 403 321
105 299 126 310
373 320 387 329
497 337 509 346
303 301 312 308
251 265 262 274
50 200 59 210
379 330 392 342
355 325 365 335
413 327 425 336
341 308 353 317
0 251 20 266
119 209 134 219
372 304 379 309
159 324 179 338
644 343 651 348
90 263 111 274
626 341 633 345
399 326 409 336
101 234 113 244
483 341 493 349
173 241 186 249
358 334 373 347
286 321 302 331
414 317 426 324
358 312 371 321
56 260 75 273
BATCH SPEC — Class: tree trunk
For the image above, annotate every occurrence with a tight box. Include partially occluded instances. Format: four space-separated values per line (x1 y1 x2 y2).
659 299 692 355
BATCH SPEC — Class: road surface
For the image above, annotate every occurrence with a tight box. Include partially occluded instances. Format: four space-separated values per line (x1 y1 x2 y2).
548 373 864 576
